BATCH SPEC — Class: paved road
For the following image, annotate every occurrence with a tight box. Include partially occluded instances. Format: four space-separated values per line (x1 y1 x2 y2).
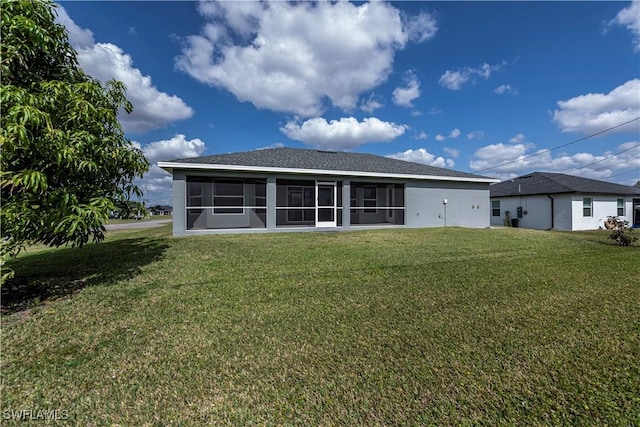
105 219 171 230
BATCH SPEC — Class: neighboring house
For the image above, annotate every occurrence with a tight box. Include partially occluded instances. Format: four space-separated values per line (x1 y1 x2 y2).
490 172 640 231
157 147 499 235
150 205 173 216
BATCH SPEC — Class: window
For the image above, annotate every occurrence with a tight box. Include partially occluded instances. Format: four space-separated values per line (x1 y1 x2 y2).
213 180 244 214
492 200 500 217
582 197 592 217
617 198 625 216
363 186 377 213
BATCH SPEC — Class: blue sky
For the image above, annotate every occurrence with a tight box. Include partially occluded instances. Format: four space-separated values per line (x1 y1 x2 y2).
56 1 640 206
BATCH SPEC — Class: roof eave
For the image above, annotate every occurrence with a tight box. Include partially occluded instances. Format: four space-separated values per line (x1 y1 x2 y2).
157 161 499 184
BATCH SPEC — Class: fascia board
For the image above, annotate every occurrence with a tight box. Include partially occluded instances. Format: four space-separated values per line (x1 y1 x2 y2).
157 161 500 184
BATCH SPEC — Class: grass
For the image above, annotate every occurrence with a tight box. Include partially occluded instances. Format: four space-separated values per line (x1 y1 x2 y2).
1 226 639 425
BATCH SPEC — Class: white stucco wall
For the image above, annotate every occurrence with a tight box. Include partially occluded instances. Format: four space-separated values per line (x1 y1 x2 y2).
490 193 635 231
571 195 634 230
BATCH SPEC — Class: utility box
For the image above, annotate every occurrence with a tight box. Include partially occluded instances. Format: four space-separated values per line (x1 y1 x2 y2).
517 207 523 219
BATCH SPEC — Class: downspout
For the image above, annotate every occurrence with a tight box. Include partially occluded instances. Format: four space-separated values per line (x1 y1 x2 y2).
547 194 554 230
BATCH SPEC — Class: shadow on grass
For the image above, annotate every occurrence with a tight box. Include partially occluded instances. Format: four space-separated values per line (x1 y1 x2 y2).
2 237 170 315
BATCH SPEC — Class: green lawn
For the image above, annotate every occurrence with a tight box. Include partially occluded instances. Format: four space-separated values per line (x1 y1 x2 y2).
2 226 639 425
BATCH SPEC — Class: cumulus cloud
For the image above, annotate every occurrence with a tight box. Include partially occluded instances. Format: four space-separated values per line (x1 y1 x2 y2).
509 133 526 144
552 79 640 134
470 139 640 183
439 62 506 90
413 131 428 140
402 10 438 43
360 94 383 113
55 6 94 48
495 84 518 95
387 148 454 168
55 6 194 133
280 117 407 150
443 147 460 158
609 1 640 52
435 128 461 141
393 72 421 107
177 1 437 117
135 134 206 204
466 130 484 140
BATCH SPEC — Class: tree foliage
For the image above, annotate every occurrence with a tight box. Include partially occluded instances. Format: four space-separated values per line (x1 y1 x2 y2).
1 0 149 278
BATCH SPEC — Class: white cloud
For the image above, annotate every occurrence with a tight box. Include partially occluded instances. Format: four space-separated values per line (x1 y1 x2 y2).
470 140 640 183
393 72 421 107
257 142 285 150
55 7 95 48
609 1 640 52
414 131 428 140
552 79 640 134
443 147 460 158
177 1 437 117
428 107 442 115
55 7 194 134
280 117 407 150
434 129 460 141
402 10 438 43
439 62 506 90
360 94 383 113
495 84 518 95
509 133 526 144
387 148 454 168
135 135 206 205
466 130 484 140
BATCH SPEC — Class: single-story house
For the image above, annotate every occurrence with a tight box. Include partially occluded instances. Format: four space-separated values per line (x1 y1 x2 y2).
149 205 173 216
157 147 499 235
490 172 640 231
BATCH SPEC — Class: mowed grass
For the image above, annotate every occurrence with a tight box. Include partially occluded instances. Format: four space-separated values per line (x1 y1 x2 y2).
2 226 639 425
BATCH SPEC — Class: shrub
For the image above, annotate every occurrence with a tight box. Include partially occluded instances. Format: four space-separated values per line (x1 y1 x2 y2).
607 216 638 246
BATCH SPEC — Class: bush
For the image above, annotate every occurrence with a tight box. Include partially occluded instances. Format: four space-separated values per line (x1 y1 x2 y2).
607 216 638 246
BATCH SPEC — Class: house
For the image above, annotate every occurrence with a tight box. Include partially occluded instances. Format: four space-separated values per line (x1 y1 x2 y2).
489 172 640 231
150 205 173 216
158 147 499 235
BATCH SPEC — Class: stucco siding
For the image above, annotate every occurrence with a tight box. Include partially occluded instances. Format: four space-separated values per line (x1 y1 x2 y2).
406 181 489 228
571 195 634 230
170 169 491 234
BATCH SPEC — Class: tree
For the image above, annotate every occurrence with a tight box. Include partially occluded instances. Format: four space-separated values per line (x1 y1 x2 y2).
1 0 149 279
635 180 640 189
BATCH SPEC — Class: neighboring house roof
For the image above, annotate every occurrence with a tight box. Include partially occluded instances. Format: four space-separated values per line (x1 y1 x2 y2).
152 205 172 211
490 172 640 197
158 147 498 183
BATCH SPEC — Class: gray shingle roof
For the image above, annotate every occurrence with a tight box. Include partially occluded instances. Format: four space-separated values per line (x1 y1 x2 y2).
490 172 640 197
167 147 492 180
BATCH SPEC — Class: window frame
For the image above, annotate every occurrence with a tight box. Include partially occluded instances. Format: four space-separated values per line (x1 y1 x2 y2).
363 186 377 214
212 179 245 215
582 197 592 217
491 200 500 217
617 198 625 216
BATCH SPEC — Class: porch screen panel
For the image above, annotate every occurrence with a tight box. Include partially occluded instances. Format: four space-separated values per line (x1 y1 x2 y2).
351 183 405 226
276 179 315 227
186 177 266 229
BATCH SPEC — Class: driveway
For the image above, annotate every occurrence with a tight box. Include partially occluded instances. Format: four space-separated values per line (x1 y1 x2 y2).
105 219 171 230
